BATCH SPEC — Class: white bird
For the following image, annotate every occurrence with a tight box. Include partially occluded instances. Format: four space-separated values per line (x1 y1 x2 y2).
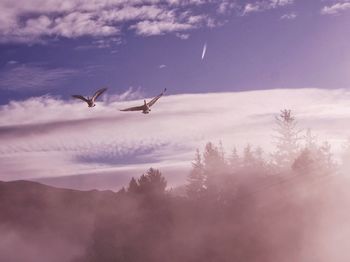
72 87 107 107
120 88 167 114
201 43 207 60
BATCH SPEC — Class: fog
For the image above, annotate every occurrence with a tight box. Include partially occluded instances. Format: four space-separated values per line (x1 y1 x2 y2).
2 88 350 184
1 109 350 261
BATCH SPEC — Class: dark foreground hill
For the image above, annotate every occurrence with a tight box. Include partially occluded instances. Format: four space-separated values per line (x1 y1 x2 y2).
0 180 118 262
1 173 350 262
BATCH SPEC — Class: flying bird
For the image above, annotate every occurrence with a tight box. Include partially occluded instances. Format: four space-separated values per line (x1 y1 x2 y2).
201 43 207 60
120 88 167 114
72 87 107 107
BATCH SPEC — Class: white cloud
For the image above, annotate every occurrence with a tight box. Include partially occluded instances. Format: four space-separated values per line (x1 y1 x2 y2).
243 0 294 15
243 3 261 14
280 12 297 20
321 2 350 15
131 20 194 36
1 88 350 186
217 1 237 14
105 86 144 102
175 32 190 39
0 0 227 43
6 60 18 65
100 5 173 23
0 0 301 43
131 13 209 35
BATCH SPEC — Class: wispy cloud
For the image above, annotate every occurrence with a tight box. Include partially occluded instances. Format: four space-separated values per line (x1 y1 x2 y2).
243 0 294 15
1 88 350 185
104 86 144 103
321 2 350 15
0 0 230 44
0 0 301 44
175 32 190 40
0 64 77 91
217 1 237 14
131 20 194 36
280 12 297 20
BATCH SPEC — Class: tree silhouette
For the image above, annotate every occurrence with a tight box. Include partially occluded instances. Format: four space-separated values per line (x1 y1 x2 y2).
273 109 301 171
128 177 139 194
292 148 314 174
137 168 167 195
300 129 335 175
203 142 224 171
229 147 241 171
243 144 255 169
202 142 227 196
317 141 336 173
187 149 206 199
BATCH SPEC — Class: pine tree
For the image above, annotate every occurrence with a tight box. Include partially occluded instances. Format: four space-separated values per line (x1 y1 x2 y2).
316 141 336 174
304 128 317 151
254 146 266 171
127 177 139 194
229 147 241 171
187 149 205 199
302 129 335 175
137 168 167 195
203 142 223 189
202 142 229 200
272 109 301 170
243 144 255 169
292 148 314 174
203 142 222 170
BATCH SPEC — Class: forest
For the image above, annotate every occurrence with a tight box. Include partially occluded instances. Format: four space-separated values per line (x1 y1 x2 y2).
1 110 350 262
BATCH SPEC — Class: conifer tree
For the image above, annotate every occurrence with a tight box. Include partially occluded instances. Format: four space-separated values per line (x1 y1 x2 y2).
229 147 241 171
137 168 167 195
243 144 255 169
127 177 139 194
292 148 314 174
187 149 206 199
202 142 229 200
272 109 301 170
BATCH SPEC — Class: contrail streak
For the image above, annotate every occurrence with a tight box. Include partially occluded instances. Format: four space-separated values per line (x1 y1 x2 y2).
201 43 207 60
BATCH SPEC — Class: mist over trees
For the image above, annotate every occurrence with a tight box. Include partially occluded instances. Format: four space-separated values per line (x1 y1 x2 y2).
79 109 348 262
1 109 350 262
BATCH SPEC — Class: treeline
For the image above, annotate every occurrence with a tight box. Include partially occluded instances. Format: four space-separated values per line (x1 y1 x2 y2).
186 109 336 201
80 110 348 262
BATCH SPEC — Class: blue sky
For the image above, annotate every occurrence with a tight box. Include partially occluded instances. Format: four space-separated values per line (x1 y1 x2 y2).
0 0 349 104
1 0 350 188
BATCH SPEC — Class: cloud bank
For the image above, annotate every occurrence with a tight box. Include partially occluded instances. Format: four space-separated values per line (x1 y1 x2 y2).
1 88 350 189
0 0 298 44
1 0 349 44
243 0 293 15
321 1 350 15
0 0 224 43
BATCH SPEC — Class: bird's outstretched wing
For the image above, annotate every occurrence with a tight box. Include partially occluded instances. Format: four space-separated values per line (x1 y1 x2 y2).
72 95 89 103
92 87 108 101
120 105 144 111
147 88 167 107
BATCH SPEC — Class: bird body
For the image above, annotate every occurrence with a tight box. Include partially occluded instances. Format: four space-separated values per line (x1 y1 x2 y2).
120 88 166 114
72 87 107 107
